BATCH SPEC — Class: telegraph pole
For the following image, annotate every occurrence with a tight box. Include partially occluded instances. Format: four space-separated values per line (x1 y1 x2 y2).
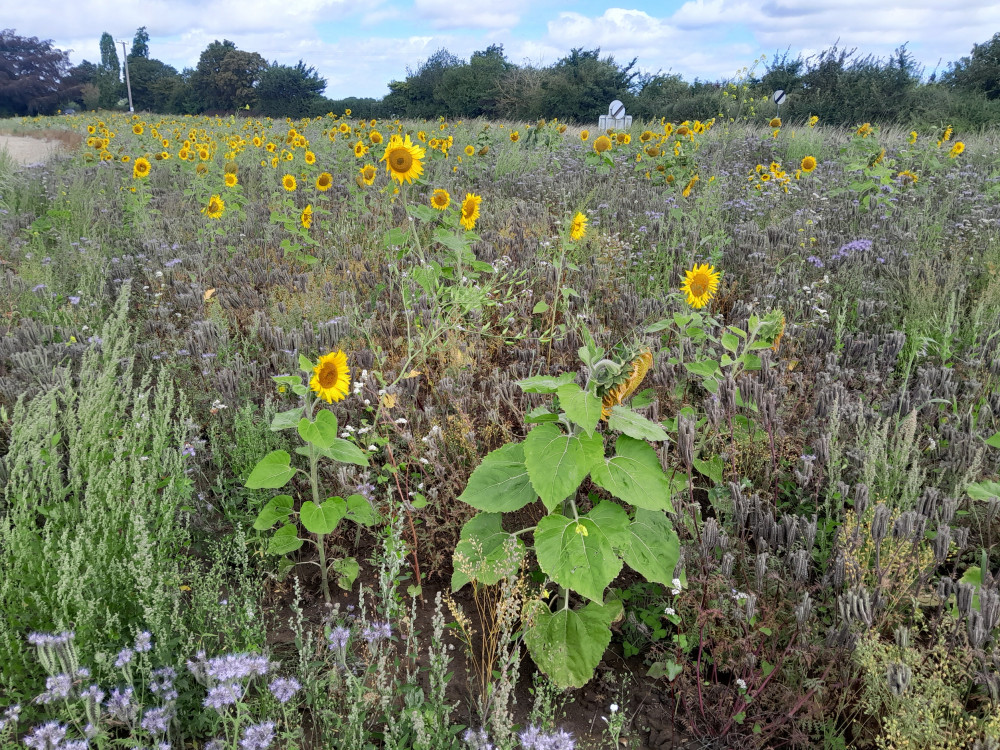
118 40 134 112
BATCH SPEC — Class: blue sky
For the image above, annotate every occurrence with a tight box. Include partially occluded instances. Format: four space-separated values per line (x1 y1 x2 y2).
10 0 1000 100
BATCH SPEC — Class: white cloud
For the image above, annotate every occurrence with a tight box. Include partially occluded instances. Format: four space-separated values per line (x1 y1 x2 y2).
413 0 524 30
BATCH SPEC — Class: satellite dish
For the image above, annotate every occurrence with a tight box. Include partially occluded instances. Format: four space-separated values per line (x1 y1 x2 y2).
773 90 787 105
609 100 626 119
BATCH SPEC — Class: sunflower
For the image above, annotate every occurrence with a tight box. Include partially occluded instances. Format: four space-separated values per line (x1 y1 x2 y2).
132 123 144 135
132 157 151 179
908 131 918 145
430 188 450 211
282 174 297 191
639 130 654 143
856 122 873 138
681 263 720 309
569 212 588 241
593 135 612 154
510 131 520 143
310 350 350 403
224 173 238 187
645 146 661 157
769 117 781 128
370 131 383 145
949 141 965 158
897 169 918 185
304 150 316 165
198 148 210 161
941 125 953 142
459 193 482 231
253 136 263 147
359 164 377 185
682 176 699 198
354 141 368 158
339 123 351 134
580 130 590 142
600 349 653 420
87 125 96 135
178 147 190 160
300 204 312 229
676 125 690 137
478 146 489 156
663 123 674 136
808 115 819 128
266 142 277 153
800 155 817 173
381 135 425 184
270 157 279 169
316 172 333 191
616 132 630 145
202 194 225 220
462 144 474 157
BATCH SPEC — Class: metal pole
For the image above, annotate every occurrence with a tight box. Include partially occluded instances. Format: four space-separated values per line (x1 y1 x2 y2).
119 41 134 113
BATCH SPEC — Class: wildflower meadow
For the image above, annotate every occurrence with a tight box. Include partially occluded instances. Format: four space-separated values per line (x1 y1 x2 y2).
1 105 999 750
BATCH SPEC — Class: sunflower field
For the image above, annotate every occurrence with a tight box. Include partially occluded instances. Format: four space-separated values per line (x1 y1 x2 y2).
1 110 1000 750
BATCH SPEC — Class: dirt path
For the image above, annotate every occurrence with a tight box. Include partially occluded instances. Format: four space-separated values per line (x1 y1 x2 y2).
0 134 65 165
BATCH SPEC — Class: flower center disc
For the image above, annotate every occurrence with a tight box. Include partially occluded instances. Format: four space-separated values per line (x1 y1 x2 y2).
690 274 709 297
318 362 340 388
391 149 412 172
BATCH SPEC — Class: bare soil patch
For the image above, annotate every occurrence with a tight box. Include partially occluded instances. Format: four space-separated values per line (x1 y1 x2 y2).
0 132 76 165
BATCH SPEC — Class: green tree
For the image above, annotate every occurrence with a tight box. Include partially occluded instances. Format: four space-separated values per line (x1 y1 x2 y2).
96 31 122 109
0 28 80 115
535 48 638 122
385 47 461 118
942 32 1000 100
128 57 180 112
439 44 513 117
256 60 326 117
129 27 150 60
190 40 267 111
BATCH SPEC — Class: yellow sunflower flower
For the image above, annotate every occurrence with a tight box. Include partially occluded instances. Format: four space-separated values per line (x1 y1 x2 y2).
580 129 590 141
316 172 333 191
304 150 316 165
949 141 965 158
459 193 481 231
769 117 781 128
300 204 312 229
681 263 721 309
132 157 151 179
132 123 144 135
359 164 377 185
600 350 653 420
510 131 520 143
381 135 425 184
430 188 450 211
464 145 475 156
310 350 350 403
570 212 587 241
354 141 368 158
282 174 297 191
202 194 225 220
800 155 817 173
224 173 238 187
593 135 612 153
808 115 819 127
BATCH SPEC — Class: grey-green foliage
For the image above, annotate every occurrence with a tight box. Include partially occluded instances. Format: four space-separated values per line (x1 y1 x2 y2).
0 286 192 690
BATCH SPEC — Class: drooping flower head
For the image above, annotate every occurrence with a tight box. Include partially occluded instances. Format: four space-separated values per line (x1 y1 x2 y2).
593 135 612 153
310 350 351 403
203 195 225 220
459 193 482 231
300 205 312 230
569 212 587 241
681 263 721 309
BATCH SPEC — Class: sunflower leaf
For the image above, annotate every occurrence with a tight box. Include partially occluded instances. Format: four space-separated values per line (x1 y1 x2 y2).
319 438 369 467
458 442 537 513
523 424 604 511
267 524 304 555
523 598 622 689
298 353 314 374
270 407 302 432
557 383 603 435
246 450 297 489
297 410 338 450
517 372 577 394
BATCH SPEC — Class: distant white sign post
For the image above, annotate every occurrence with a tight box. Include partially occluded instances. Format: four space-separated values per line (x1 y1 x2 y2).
598 100 632 131
773 89 786 119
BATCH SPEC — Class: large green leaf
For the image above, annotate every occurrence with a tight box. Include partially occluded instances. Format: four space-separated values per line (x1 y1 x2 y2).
523 424 604 511
300 497 346 535
967 480 1000 501
557 383 603 435
253 495 293 530
333 556 360 590
319 438 369 467
516 372 577 394
523 598 622 688
268 523 304 555
534 513 622 603
270 407 303 432
590 436 674 512
297 409 338 449
458 442 537 513
584 500 630 549
452 512 526 591
620 508 680 586
693 454 724 485
345 494 376 526
985 431 1000 449
607 407 670 442
246 450 296 489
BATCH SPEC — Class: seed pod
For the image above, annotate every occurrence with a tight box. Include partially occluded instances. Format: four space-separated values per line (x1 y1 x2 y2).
969 609 988 649
744 592 757 621
938 576 954 602
677 414 696 468
933 524 952 563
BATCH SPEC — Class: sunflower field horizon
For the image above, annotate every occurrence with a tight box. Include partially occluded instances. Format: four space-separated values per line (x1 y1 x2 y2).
0 106 999 750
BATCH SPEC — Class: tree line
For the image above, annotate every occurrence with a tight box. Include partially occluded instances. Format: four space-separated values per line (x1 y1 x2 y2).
3 26 1000 128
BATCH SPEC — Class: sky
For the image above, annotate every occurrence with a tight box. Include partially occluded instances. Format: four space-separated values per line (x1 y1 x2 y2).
9 0 1000 100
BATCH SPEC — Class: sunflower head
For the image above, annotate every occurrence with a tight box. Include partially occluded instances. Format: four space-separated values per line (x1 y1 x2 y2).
304 150 316 165
459 193 482 231
360 164 377 185
430 188 450 211
580 130 590 141
769 117 781 128
569 212 588 241
316 172 333 191
800 155 817 173
808 115 819 127
310 350 351 403
132 157 151 179
300 204 312 229
595 344 654 420
202 194 225 220
354 141 368 158
381 135 425 184
478 146 489 156
594 135 612 153
681 263 721 309
224 173 238 187
132 123 144 135
949 141 965 158
510 131 520 143
282 174 297 191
